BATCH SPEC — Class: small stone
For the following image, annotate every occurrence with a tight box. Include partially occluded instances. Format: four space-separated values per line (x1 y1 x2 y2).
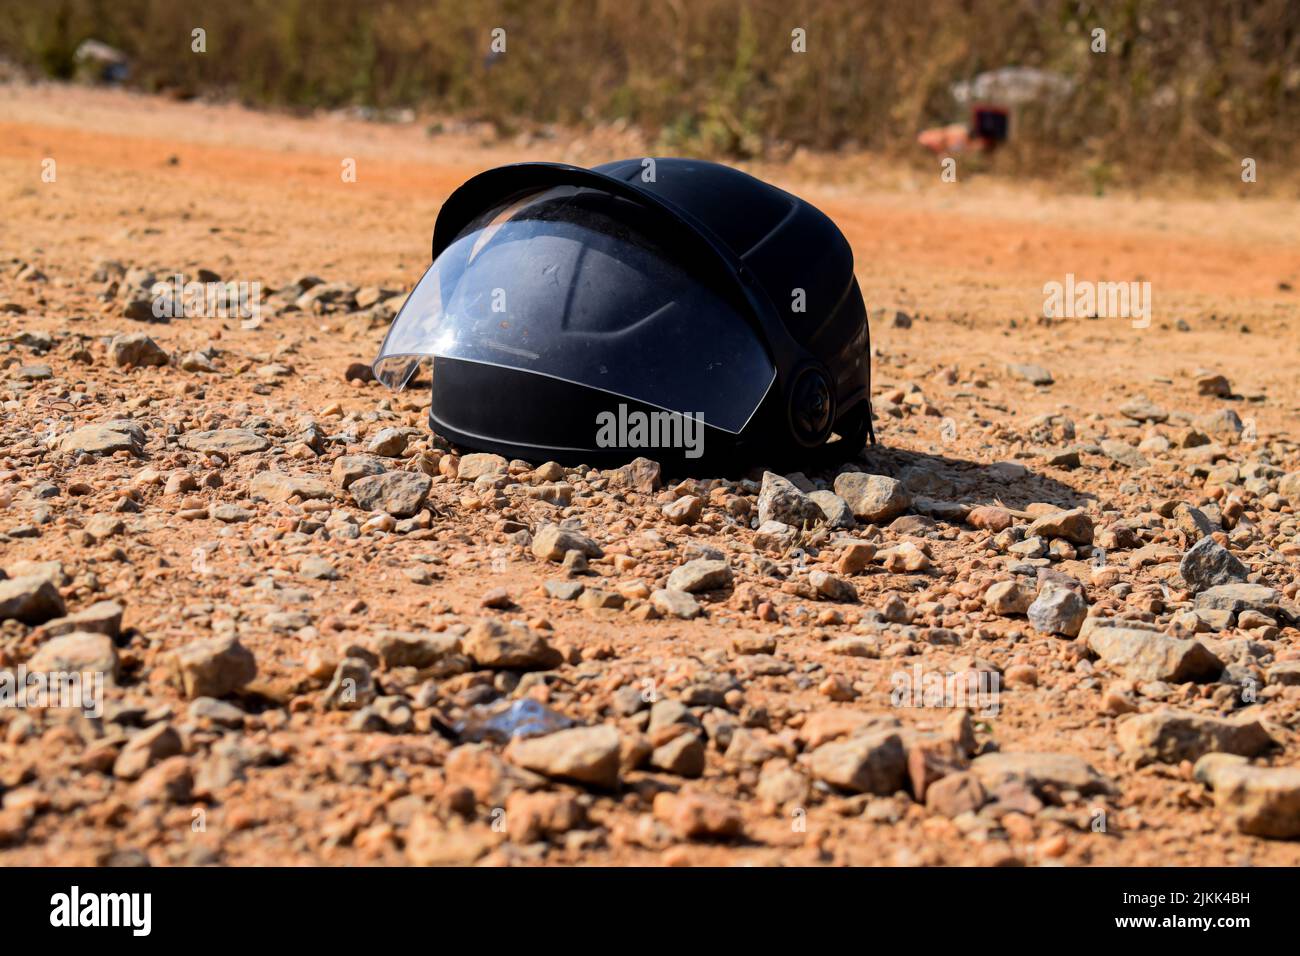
809 569 857 602
1027 583 1088 637
651 732 706 777
1120 397 1168 423
809 730 906 794
1196 372 1232 397
1118 709 1273 767
1027 507 1093 545
652 790 743 840
757 472 823 527
532 524 603 562
545 580 585 601
1173 503 1216 541
1084 620 1223 683
0 575 66 624
1179 537 1248 592
1194 583 1282 620
666 558 732 593
970 751 1111 797
350 471 431 517
1007 363 1053 386
179 429 270 455
837 541 876 574
1100 439 1149 469
110 332 169 367
211 503 252 523
374 630 460 669
463 619 561 670
249 470 334 503
505 791 587 843
28 631 118 680
58 422 145 456
663 495 703 525
457 453 509 480
808 490 855 529
984 580 1033 616
967 506 1013 532
171 636 257 699
507 725 621 788
367 427 411 457
651 589 700 619
1195 756 1300 838
926 770 986 817
405 817 489 866
331 455 386 489
133 756 193 805
833 472 911 523
299 555 339 580
114 724 182 780
907 736 968 801
322 657 376 710
37 600 123 639
611 457 662 494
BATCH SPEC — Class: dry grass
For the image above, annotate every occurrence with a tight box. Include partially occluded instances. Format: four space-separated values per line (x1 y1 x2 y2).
2 0 1298 185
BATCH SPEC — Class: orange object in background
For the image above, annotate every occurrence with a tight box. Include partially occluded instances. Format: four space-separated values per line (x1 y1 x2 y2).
917 104 1009 155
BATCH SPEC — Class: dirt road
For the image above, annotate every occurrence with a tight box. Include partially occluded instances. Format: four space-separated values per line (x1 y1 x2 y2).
1 83 1299 865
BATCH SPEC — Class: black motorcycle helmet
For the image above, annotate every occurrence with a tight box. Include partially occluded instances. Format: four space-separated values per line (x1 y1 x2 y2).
373 158 873 468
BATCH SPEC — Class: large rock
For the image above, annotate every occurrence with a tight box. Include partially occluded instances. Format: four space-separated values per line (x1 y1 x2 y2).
651 589 701 620
1085 621 1222 683
610 457 662 494
833 472 911 523
171 636 257 699
984 580 1033 616
507 725 621 788
1195 755 1300 838
1027 583 1088 637
37 600 123 639
457 453 508 480
349 471 431 517
970 751 1112 797
1179 537 1248 592
463 619 561 670
1118 710 1274 767
757 472 823 527
1195 583 1287 622
374 630 461 669
808 490 855 529
1027 507 1093 545
249 470 334 502
808 730 906 794
110 332 169 367
331 455 386 489
58 421 145 456
532 524 603 562
28 631 118 681
179 428 270 455
0 575 66 624
666 558 732 593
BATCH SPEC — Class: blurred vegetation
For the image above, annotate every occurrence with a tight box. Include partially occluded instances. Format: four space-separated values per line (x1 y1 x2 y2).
1 0 1297 179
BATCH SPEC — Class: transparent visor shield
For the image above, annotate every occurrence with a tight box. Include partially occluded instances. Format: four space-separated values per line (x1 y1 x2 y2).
373 186 776 435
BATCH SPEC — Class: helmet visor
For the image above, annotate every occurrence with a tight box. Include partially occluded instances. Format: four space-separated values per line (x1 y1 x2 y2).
373 186 775 435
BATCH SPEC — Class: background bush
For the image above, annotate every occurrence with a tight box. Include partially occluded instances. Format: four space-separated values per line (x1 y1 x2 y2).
1 0 1296 180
